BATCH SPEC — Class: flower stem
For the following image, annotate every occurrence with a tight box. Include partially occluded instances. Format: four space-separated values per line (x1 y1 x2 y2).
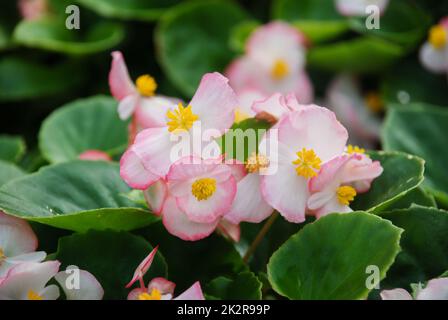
243 211 279 263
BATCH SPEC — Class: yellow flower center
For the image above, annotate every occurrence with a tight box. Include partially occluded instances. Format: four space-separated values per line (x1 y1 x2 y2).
292 148 321 179
136 74 157 97
245 152 269 173
364 92 384 113
347 144 365 155
166 103 199 133
271 59 289 80
337 186 357 206
138 288 162 300
27 290 43 300
234 108 251 123
429 25 447 49
191 178 217 201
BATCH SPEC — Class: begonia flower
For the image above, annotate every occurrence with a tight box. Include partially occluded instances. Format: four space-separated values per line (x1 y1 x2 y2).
259 105 348 223
78 150 112 161
252 92 304 125
335 0 389 16
0 211 46 278
18 0 48 21
226 22 313 106
120 72 238 190
381 277 448 300
308 152 383 218
54 266 104 300
420 18 448 75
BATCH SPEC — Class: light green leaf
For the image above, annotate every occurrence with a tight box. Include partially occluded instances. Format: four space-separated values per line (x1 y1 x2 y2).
75 0 181 21
53 230 167 300
205 272 262 300
351 151 425 213
156 0 248 96
0 135 26 163
382 104 448 207
267 212 402 299
0 160 26 187
0 161 157 232
39 95 128 164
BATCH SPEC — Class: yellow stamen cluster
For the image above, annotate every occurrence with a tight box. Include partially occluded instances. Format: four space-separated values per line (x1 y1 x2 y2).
347 144 365 155
292 148 321 179
27 290 43 300
166 103 199 133
365 92 384 113
136 74 157 97
245 152 269 173
429 25 447 49
336 186 357 205
138 288 162 300
191 178 217 201
271 59 289 80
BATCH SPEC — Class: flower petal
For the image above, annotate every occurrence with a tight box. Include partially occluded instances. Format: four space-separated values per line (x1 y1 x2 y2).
380 288 413 300
118 94 139 120
147 277 176 296
120 149 159 190
125 246 159 289
135 96 179 129
143 180 168 215
109 51 136 101
174 281 205 300
336 0 389 16
79 150 112 161
417 277 448 300
217 218 241 242
0 211 38 257
55 267 104 300
419 42 448 74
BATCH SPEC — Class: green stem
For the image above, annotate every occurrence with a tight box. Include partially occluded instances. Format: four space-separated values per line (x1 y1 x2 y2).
243 212 279 263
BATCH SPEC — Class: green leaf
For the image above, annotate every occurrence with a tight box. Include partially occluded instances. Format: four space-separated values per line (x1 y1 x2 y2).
384 187 437 211
267 212 402 299
0 135 26 163
382 104 448 206
75 0 181 21
53 230 167 300
39 95 128 164
13 18 124 55
229 20 260 53
307 37 404 73
0 161 157 232
349 0 429 48
380 206 448 289
156 0 248 96
272 0 349 43
205 272 262 300
0 160 26 187
351 151 425 213
0 58 83 101
137 222 247 292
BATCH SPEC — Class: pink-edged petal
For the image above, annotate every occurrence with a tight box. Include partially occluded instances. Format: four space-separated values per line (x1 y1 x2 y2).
143 180 167 215
0 211 38 257
277 106 348 163
0 261 60 300
226 159 247 183
147 277 176 296
40 284 60 300
417 277 448 300
380 288 413 300
18 0 48 21
252 93 290 121
177 176 237 224
225 173 274 224
217 218 241 242
310 197 352 219
131 127 177 178
55 267 104 300
1 251 46 278
126 246 159 289
162 197 219 241
261 163 308 223
189 72 238 134
127 287 146 300
336 0 390 16
309 155 352 193
120 149 159 190
109 51 136 101
339 155 383 192
79 150 112 161
236 88 266 118
420 43 448 74
174 281 205 300
135 96 179 129
118 94 139 120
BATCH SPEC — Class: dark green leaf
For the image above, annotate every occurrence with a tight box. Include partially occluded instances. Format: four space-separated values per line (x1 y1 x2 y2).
205 272 262 300
0 135 26 163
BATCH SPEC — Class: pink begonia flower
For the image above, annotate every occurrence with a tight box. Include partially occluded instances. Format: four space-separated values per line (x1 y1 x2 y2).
226 21 314 112
120 72 238 190
126 247 204 300
0 211 46 278
252 92 305 125
234 89 265 123
78 150 112 161
420 18 448 75
259 105 348 223
381 277 448 300
336 0 389 17
109 51 179 129
308 152 383 218
326 74 382 149
18 0 48 21
0 261 104 300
